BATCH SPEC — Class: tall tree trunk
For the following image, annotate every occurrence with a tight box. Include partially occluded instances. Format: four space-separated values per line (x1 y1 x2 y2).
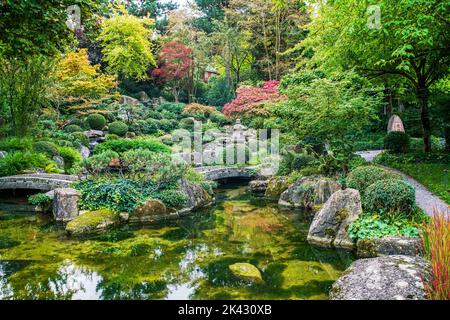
417 84 432 153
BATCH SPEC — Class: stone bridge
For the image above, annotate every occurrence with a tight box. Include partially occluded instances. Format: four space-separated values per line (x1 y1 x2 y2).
195 166 259 181
0 174 79 191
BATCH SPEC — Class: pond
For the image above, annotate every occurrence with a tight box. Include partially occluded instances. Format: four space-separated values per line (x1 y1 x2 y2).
0 182 354 300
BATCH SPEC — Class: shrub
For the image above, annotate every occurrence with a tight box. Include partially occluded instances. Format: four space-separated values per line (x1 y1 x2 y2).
143 119 159 134
64 124 83 133
422 208 450 300
0 151 52 176
291 154 315 171
87 114 106 130
180 118 195 131
28 193 52 206
33 141 59 157
157 101 185 115
182 103 216 120
57 146 82 173
0 137 33 152
348 213 420 241
105 134 119 141
156 189 188 208
158 119 177 132
363 179 416 214
94 138 171 154
82 150 119 175
384 131 410 154
108 121 128 137
346 165 401 194
70 132 89 147
210 111 230 126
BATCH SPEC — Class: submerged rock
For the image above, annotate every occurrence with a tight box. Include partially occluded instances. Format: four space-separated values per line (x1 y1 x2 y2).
264 176 290 199
53 188 80 222
307 188 362 249
66 209 120 236
229 263 263 284
278 176 341 210
249 180 269 196
357 236 423 258
330 255 431 300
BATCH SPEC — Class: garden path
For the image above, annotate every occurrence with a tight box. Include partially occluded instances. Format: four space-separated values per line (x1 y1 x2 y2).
355 150 448 216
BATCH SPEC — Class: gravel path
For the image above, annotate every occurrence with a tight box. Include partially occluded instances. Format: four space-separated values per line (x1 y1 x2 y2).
355 149 448 216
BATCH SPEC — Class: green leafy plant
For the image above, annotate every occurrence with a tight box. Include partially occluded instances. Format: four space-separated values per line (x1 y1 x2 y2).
0 151 52 176
156 189 188 208
94 138 170 155
33 141 59 157
28 193 52 206
108 121 129 137
363 179 416 214
384 131 410 154
346 165 401 195
64 124 83 133
82 150 119 176
0 137 33 152
57 146 82 173
87 114 106 130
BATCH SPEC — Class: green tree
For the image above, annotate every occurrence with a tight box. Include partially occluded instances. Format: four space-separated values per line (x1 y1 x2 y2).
98 8 156 80
300 0 450 152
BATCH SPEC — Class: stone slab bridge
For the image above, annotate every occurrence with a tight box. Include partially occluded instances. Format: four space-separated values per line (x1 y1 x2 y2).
0 173 79 191
194 166 259 181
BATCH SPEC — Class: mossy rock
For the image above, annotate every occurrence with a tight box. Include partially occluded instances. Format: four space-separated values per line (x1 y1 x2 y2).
66 209 120 236
229 263 264 284
264 176 290 199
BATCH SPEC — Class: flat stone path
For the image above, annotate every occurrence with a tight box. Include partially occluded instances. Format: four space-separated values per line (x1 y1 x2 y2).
355 150 449 215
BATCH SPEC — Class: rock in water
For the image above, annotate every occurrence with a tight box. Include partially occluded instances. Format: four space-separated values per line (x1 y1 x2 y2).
278 176 341 210
229 263 264 284
264 176 290 199
357 236 423 258
307 188 362 249
130 199 168 223
180 179 213 210
330 255 431 300
53 188 80 222
66 209 120 236
249 180 269 196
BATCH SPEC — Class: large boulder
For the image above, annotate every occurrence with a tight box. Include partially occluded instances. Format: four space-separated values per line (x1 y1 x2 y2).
307 188 362 249
249 180 269 196
53 188 80 222
66 209 120 236
357 236 423 258
278 176 341 210
84 129 104 139
119 95 140 105
264 176 290 199
229 263 264 284
330 255 431 300
129 199 168 223
180 179 214 211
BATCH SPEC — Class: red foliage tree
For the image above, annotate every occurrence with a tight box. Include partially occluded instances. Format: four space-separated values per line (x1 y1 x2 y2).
152 41 193 102
222 80 285 117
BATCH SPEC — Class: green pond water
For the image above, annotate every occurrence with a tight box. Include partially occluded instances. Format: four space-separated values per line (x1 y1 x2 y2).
0 182 354 300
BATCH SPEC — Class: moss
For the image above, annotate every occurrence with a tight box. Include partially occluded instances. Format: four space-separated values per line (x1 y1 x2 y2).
229 263 264 284
66 209 119 236
324 228 336 237
335 208 349 223
357 239 377 258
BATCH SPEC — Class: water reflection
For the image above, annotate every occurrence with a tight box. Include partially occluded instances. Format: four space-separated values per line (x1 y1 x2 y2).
0 183 355 300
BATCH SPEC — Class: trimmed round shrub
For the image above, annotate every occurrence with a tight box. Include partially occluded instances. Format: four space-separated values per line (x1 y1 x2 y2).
94 138 171 154
347 165 401 195
291 154 315 171
57 146 82 173
33 141 59 157
363 179 416 214
210 111 230 126
64 124 83 133
70 132 89 147
69 118 88 129
86 114 106 130
384 132 410 153
105 134 119 141
158 119 177 132
108 121 129 137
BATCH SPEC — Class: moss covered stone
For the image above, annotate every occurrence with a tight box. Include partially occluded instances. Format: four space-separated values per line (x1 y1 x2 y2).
229 263 264 284
264 176 290 199
66 209 119 236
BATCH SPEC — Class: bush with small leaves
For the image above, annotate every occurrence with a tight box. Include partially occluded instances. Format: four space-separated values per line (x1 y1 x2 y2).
28 193 52 206
158 119 177 132
82 150 119 175
156 189 188 208
0 137 33 152
64 124 83 133
70 132 89 147
108 121 129 136
94 138 171 154
346 165 401 195
291 154 315 171
0 151 52 176
57 146 82 173
33 141 59 157
143 119 159 134
384 132 410 154
363 179 416 214
87 114 107 130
